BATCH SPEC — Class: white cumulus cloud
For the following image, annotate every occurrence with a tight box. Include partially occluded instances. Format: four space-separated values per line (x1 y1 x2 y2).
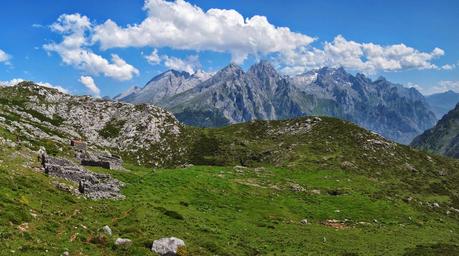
0 78 69 93
145 49 161 64
48 1 451 75
79 75 100 96
431 80 459 94
407 80 459 95
441 64 456 70
279 35 448 75
92 0 315 64
162 54 201 73
44 13 139 81
0 49 11 64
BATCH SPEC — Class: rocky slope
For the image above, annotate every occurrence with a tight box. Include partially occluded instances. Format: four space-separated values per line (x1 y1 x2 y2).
426 90 459 119
0 82 185 166
411 103 459 158
117 61 436 144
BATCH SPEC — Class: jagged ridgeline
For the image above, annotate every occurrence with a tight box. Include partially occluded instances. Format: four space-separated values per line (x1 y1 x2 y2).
116 62 437 144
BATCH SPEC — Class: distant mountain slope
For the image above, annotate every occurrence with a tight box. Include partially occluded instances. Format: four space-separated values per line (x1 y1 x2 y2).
426 90 459 119
114 70 211 104
289 67 437 144
117 62 437 144
411 103 459 158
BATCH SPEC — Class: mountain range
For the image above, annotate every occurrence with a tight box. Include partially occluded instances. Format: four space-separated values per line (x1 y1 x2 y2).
116 61 437 144
426 90 459 119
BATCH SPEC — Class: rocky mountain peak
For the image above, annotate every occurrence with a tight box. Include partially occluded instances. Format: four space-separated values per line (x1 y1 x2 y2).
248 60 279 79
213 63 244 80
316 66 350 81
191 70 212 81
355 73 371 83
149 70 191 83
443 90 458 96
374 76 388 83
317 66 345 74
223 63 244 72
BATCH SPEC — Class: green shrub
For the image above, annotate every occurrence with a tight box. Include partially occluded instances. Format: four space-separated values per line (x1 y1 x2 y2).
99 119 126 138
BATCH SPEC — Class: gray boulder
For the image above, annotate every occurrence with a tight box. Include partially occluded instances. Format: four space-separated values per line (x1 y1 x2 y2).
102 225 112 236
151 237 185 255
115 238 132 247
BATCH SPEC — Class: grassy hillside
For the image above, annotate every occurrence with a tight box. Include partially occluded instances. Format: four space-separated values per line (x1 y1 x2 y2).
184 117 459 206
411 103 459 159
0 115 459 255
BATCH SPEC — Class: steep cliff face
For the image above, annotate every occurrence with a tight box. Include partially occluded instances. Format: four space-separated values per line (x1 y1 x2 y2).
411 103 459 158
117 62 437 144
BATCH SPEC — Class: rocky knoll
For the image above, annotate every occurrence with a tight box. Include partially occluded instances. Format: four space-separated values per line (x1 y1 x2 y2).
0 82 185 167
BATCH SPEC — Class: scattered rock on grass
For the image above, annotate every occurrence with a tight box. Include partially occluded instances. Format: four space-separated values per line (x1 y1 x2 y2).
102 225 112 236
53 182 80 196
289 182 306 192
404 163 418 173
233 165 248 173
340 161 357 170
17 223 29 232
179 163 194 168
151 237 185 255
322 219 347 229
310 189 321 195
115 238 132 247
254 167 266 172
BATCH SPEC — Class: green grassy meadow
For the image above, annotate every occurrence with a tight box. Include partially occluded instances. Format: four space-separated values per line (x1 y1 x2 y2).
0 144 458 255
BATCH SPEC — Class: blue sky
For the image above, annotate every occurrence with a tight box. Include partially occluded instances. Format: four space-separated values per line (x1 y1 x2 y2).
0 0 458 97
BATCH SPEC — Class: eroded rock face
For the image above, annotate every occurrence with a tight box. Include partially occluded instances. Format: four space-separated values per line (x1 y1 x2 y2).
41 153 125 200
